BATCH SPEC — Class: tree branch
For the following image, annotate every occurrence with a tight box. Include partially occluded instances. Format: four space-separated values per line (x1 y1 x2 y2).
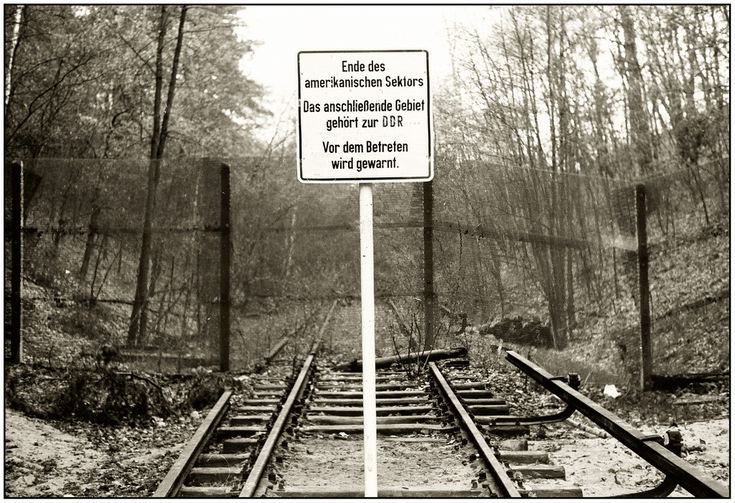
156 5 188 159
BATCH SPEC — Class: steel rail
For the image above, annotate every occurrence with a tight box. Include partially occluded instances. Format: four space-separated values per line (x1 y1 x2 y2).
239 342 319 497
615 429 682 497
506 350 729 498
615 475 678 498
153 390 233 497
477 404 576 426
428 362 521 497
478 374 580 426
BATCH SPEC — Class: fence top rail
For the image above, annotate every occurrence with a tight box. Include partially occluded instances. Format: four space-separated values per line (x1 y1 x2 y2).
7 156 726 187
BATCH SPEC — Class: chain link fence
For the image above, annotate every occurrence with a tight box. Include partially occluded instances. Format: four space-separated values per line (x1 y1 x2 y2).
5 154 728 378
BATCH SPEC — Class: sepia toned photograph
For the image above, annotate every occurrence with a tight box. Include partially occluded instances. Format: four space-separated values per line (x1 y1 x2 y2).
4 3 730 498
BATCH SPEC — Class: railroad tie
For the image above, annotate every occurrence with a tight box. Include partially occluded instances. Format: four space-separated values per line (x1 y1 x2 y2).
215 426 267 438
315 382 426 391
467 404 510 415
442 358 470 368
507 464 566 479
483 424 531 435
271 486 484 497
298 423 456 434
456 389 495 398
233 405 278 413
178 485 234 497
196 453 251 467
308 405 434 416
306 414 442 425
496 450 550 464
462 398 508 405
521 487 584 497
222 437 259 453
442 373 476 380
475 414 529 424
382 437 448 443
313 397 432 406
450 382 489 390
494 438 578 495
243 398 281 405
314 390 429 398
320 373 410 382
497 439 528 451
253 384 287 390
252 390 284 398
229 414 271 425
187 466 242 484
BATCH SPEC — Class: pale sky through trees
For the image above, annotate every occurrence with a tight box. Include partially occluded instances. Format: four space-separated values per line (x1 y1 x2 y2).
237 5 492 141
203 4 725 161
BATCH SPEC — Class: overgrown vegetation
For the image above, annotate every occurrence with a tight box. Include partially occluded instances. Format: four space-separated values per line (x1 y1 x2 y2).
6 363 238 425
4 5 729 402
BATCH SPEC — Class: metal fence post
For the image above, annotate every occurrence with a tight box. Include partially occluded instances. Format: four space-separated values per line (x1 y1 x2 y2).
7 160 23 364
423 180 435 352
219 162 231 372
636 183 652 391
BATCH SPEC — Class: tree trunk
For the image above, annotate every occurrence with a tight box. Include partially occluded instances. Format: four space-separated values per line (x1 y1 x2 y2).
4 5 25 109
282 206 296 279
139 244 162 343
565 247 575 333
79 206 101 281
128 6 187 346
127 7 168 347
89 233 108 300
180 268 194 341
154 255 176 336
128 160 163 346
620 6 653 176
548 302 565 351
472 235 488 320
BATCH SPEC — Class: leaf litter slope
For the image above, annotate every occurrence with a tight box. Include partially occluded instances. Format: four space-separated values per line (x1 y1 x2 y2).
4 408 203 497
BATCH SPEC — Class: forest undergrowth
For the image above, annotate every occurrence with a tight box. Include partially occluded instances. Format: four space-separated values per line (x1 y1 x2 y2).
8 203 729 423
4 210 729 498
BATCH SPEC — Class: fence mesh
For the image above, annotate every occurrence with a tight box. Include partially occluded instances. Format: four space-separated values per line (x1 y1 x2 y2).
6 154 729 378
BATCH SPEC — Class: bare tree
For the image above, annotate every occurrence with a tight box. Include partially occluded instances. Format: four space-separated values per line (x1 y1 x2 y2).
4 5 25 109
128 5 188 346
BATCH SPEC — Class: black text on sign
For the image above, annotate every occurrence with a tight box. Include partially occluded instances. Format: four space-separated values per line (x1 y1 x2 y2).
297 50 433 183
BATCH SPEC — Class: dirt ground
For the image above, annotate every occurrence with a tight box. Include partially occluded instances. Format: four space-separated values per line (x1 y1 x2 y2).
533 418 729 497
4 409 103 497
4 408 730 497
4 408 200 497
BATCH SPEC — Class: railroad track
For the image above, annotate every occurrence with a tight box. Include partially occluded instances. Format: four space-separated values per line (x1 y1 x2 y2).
267 360 582 497
155 346 728 498
153 340 318 497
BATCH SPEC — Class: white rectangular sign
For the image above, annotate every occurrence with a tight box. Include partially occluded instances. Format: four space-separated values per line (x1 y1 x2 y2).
298 50 433 183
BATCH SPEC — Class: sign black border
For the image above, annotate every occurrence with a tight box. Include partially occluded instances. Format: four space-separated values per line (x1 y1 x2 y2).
297 49 433 183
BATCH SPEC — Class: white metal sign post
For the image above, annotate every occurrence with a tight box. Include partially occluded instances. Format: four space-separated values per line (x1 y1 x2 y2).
297 50 432 497
358 183 377 496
